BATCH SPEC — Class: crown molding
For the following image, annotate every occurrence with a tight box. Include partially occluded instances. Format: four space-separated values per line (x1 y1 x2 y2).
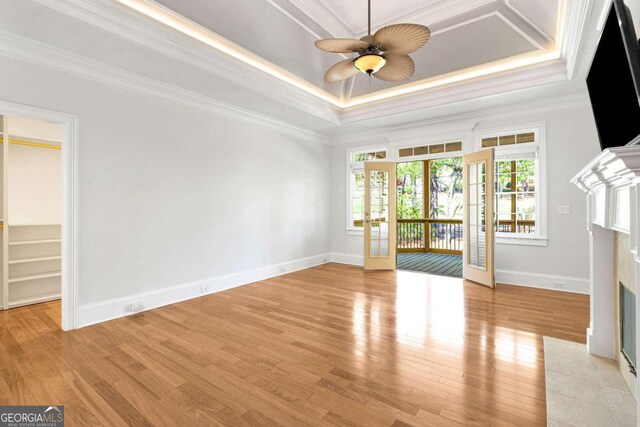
285 0 498 39
505 0 557 44
31 0 342 124
29 0 588 112
0 31 329 144
561 0 595 79
332 91 590 145
340 56 568 124
572 146 640 193
357 0 497 38
3 0 595 137
279 0 353 37
493 6 552 51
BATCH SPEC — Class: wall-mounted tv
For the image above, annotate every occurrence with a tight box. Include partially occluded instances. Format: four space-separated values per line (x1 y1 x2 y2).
587 0 640 150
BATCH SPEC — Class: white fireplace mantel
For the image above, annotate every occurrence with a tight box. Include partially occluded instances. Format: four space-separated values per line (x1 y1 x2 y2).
572 146 640 413
573 146 640 239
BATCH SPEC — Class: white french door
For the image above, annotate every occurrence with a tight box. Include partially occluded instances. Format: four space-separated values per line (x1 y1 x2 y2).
462 149 495 288
364 161 396 270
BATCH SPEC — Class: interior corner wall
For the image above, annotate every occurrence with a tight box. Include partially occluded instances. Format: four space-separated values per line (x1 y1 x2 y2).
329 105 601 293
0 55 331 326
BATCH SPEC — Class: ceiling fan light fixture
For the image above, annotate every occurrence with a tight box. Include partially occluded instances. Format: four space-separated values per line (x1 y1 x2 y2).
354 54 386 75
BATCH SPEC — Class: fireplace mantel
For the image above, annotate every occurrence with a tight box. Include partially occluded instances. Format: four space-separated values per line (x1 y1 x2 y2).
572 146 640 413
572 146 640 253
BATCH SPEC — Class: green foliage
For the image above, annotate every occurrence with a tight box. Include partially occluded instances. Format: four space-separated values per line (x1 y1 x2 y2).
496 160 535 192
396 161 424 219
429 157 463 219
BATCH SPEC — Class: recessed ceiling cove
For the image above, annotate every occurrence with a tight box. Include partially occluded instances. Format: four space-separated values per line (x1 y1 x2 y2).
152 0 561 102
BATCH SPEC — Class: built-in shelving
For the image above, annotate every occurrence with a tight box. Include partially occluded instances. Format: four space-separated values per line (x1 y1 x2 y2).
6 224 62 308
9 239 61 246
1 116 63 310
8 271 61 284
8 255 62 265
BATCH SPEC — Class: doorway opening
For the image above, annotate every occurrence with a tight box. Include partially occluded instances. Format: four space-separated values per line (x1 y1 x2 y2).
396 157 463 277
0 102 77 331
1 115 63 328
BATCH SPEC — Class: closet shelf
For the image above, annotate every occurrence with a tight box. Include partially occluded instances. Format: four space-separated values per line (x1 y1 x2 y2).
9 238 62 246
8 271 61 284
8 256 62 265
9 223 62 227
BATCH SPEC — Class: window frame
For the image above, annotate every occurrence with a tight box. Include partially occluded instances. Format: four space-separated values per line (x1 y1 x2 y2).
474 123 548 246
346 147 389 234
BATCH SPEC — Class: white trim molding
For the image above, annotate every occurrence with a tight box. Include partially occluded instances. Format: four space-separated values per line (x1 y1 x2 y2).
561 0 595 79
25 0 591 117
495 269 589 294
474 121 548 245
572 143 640 425
329 252 589 293
329 252 364 267
0 100 79 331
0 31 330 145
76 253 331 328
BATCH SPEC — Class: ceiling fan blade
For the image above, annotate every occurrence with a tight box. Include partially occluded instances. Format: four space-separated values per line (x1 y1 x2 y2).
324 59 358 83
315 38 369 53
373 24 431 55
374 54 415 82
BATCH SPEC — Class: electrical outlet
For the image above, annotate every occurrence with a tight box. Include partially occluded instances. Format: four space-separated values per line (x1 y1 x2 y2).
125 302 145 313
279 266 286 273
558 205 571 215
554 282 565 289
200 285 210 294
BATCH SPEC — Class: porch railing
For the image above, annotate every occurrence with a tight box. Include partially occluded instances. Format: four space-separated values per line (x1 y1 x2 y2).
398 219 463 254
369 218 535 255
496 219 535 234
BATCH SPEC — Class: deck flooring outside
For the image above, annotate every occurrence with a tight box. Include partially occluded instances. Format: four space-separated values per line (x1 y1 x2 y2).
397 252 463 277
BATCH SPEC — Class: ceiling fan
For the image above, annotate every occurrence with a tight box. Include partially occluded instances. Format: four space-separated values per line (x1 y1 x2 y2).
314 0 431 83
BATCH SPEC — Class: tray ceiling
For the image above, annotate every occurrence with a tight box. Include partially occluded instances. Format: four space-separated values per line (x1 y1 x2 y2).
154 0 561 102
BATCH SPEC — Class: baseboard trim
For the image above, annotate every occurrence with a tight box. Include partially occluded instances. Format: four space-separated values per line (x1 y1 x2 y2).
495 269 589 294
329 252 364 266
329 252 589 294
76 253 330 328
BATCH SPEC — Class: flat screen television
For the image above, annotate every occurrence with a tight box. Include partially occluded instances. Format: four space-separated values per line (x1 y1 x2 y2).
587 0 640 150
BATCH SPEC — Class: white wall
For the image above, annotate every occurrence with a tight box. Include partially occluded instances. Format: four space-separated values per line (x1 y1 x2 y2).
8 143 62 225
329 105 601 293
0 55 331 324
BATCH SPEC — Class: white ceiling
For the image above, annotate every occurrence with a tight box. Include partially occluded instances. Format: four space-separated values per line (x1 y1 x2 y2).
154 0 561 101
0 0 587 136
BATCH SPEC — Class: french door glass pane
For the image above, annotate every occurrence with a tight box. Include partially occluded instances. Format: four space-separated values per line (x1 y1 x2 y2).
370 171 390 257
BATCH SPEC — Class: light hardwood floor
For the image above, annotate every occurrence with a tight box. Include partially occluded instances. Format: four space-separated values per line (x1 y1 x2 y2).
0 263 589 426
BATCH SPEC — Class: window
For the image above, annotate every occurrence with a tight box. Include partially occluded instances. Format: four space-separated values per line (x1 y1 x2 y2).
477 126 546 244
348 149 387 229
495 157 536 234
